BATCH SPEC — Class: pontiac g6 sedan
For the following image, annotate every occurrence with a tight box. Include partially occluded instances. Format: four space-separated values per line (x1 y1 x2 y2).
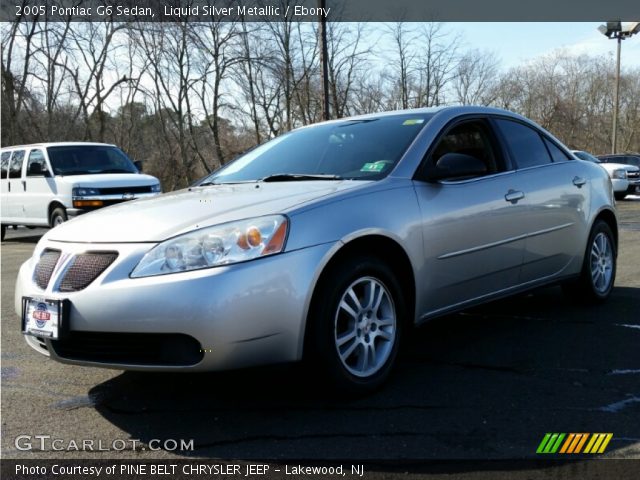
16 106 618 393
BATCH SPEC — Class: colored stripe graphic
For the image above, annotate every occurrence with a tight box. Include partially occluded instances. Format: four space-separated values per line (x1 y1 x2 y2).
574 433 589 453
597 433 613 453
537 433 565 453
536 433 552 454
537 433 613 454
583 434 598 453
559 433 575 453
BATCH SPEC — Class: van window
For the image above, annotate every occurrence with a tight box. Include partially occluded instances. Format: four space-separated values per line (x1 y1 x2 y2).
8 150 25 179
1 152 11 179
26 149 47 176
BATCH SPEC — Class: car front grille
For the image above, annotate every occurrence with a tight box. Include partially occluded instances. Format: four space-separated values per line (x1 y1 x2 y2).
33 249 61 290
97 186 154 195
627 171 639 179
59 252 118 292
50 332 203 366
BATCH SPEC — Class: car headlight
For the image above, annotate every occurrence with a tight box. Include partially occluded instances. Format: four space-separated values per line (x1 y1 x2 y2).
72 187 100 196
612 169 627 180
151 184 162 193
130 215 289 278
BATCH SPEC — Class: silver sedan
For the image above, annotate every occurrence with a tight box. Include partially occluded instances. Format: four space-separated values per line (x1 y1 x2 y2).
15 106 618 393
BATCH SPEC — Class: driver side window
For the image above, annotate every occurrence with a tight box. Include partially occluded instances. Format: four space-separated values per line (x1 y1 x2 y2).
430 121 500 177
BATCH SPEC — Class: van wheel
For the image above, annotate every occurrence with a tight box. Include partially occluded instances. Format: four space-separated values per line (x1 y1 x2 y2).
307 255 405 395
1 225 5 241
50 208 67 228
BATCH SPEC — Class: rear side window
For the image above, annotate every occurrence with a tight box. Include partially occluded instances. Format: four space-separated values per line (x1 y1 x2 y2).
543 138 570 162
1 152 11 179
494 119 551 169
8 150 25 179
26 149 47 176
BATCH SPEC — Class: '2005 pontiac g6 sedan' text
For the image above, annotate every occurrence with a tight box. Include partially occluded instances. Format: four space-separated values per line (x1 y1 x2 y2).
16 106 618 393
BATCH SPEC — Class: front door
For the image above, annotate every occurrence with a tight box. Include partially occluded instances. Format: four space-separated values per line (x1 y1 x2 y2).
413 118 527 317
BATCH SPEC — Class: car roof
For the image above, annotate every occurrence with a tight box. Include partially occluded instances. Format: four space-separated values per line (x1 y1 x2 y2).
1 142 116 150
293 105 536 133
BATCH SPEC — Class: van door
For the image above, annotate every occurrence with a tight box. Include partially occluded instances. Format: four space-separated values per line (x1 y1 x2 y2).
5 150 26 221
0 151 12 221
22 148 55 225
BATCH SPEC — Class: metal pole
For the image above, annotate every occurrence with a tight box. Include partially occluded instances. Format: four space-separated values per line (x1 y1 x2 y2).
612 35 621 154
319 0 330 120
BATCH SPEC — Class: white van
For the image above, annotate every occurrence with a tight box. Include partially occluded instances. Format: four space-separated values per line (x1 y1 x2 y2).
1 142 161 240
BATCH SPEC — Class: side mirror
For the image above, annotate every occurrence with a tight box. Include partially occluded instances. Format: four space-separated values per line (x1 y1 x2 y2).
133 160 143 172
427 152 487 181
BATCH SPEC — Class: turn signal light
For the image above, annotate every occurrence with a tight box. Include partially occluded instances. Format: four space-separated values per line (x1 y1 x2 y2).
73 200 104 207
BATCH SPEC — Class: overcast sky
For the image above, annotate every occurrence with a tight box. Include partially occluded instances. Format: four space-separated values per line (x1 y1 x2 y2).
450 22 640 68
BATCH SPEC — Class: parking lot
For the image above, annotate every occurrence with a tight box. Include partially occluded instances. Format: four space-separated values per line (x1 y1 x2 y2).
1 199 639 463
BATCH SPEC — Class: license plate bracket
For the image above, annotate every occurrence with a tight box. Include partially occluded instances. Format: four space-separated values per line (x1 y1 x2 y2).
21 297 69 340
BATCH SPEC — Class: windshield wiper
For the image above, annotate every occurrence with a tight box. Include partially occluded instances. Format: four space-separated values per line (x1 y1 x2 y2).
261 173 343 182
197 180 258 187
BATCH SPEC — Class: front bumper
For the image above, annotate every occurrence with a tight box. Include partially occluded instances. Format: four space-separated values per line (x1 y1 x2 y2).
611 178 629 193
15 240 334 371
626 178 640 194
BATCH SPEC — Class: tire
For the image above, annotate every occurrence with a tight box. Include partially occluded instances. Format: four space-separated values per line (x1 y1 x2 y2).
306 255 405 395
49 207 67 228
614 192 626 201
1 225 5 241
563 220 616 302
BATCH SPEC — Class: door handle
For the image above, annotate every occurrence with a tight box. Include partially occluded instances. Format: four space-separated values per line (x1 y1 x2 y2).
505 189 525 204
572 176 586 188
22 180 26 191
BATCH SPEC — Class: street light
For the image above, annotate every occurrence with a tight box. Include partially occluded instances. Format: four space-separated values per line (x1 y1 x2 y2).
598 22 640 154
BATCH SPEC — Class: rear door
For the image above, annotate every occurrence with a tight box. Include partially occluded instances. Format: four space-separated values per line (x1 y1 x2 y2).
22 148 55 225
492 118 589 283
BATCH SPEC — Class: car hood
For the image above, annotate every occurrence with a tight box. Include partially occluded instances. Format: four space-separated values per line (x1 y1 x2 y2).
597 162 639 173
48 181 365 243
56 173 159 187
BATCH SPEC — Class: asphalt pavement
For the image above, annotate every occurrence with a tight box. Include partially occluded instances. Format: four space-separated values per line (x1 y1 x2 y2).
1 200 639 474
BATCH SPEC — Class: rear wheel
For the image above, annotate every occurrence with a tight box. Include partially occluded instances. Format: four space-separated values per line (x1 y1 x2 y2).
1 224 5 241
307 255 405 394
563 220 616 302
49 207 67 228
614 192 626 201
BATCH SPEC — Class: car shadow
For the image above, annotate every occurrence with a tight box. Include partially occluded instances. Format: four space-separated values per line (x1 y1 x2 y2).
88 285 640 464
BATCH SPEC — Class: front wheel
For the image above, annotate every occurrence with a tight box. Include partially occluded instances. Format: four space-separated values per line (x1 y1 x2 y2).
307 255 405 394
49 207 67 228
614 192 626 201
563 220 616 302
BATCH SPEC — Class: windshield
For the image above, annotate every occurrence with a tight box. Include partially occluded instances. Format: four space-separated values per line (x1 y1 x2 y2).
600 156 640 167
205 114 432 184
574 151 600 163
47 145 138 175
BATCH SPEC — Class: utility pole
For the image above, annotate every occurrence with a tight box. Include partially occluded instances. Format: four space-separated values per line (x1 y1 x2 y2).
319 0 330 120
598 22 640 154
612 35 621 155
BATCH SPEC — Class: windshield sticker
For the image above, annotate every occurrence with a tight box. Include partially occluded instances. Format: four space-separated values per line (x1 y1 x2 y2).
402 119 425 125
361 161 388 172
